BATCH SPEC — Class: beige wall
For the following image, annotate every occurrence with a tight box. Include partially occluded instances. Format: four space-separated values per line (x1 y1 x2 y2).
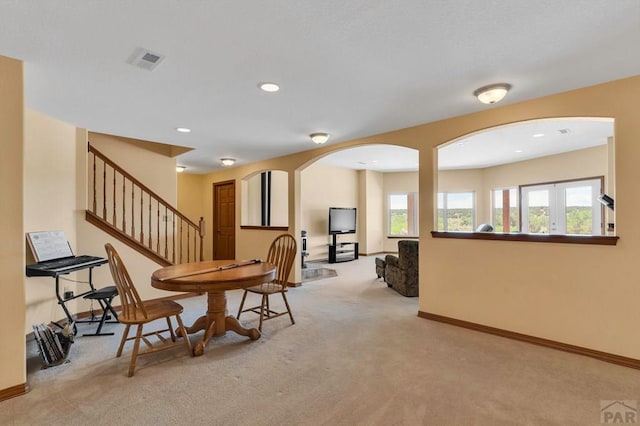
23 110 81 327
270 170 288 226
418 79 638 359
359 170 384 255
0 56 26 392
177 172 206 225
301 163 359 261
483 145 608 189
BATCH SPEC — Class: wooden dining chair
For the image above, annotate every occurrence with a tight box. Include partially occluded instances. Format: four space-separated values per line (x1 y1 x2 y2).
237 234 297 331
104 243 192 377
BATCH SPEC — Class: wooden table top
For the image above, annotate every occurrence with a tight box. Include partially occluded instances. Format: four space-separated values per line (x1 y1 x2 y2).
151 260 276 293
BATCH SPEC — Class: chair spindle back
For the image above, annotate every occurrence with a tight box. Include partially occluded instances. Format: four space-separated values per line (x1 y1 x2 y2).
105 243 148 321
266 234 297 289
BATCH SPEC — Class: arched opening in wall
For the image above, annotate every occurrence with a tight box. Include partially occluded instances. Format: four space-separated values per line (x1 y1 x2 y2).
436 117 615 238
240 169 289 229
300 144 419 264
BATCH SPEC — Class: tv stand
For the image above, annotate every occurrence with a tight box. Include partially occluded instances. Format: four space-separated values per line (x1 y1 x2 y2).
328 235 358 264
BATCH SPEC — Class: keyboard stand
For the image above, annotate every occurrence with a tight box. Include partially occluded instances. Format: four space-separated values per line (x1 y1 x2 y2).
26 258 112 336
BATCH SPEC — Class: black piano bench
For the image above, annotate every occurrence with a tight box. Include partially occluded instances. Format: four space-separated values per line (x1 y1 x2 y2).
78 286 120 336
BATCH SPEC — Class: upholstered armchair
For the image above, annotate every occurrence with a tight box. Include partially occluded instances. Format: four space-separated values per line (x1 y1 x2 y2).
384 240 419 297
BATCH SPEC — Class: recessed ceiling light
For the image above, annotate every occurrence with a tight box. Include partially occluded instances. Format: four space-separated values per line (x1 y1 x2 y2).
532 133 545 138
514 150 523 153
176 166 186 173
258 82 280 92
176 127 191 133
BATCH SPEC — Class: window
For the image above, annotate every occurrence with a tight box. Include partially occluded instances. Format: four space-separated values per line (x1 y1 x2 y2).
492 188 519 232
520 177 603 235
389 193 418 236
437 192 475 231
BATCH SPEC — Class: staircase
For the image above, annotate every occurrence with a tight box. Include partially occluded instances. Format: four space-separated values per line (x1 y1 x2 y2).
85 143 204 266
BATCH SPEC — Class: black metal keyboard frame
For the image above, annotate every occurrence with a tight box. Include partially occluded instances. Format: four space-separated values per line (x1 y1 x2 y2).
26 256 109 334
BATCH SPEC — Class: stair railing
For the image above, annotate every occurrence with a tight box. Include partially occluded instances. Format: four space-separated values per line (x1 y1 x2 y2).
86 143 204 266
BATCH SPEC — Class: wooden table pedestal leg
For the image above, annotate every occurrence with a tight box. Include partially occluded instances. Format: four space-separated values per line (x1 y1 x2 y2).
225 316 261 340
192 291 261 356
181 315 208 335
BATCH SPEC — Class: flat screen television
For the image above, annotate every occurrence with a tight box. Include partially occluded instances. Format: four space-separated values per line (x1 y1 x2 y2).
328 207 356 235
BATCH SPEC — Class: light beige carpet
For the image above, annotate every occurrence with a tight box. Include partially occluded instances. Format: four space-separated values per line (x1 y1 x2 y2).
2 256 639 425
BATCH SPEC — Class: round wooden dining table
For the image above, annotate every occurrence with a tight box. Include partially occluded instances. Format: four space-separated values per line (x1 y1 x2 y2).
151 259 275 356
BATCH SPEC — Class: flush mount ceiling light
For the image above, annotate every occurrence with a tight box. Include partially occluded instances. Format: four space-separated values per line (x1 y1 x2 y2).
175 127 191 133
258 82 280 92
473 83 512 104
176 166 186 173
220 158 236 166
310 132 330 144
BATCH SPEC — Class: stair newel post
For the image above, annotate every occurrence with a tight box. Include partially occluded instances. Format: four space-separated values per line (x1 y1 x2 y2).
199 217 205 261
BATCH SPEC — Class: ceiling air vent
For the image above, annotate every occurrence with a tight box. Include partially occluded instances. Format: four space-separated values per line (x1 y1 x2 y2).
126 47 165 71
558 128 571 134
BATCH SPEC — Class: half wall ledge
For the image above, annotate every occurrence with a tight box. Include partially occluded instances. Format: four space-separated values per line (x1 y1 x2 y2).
430 231 619 246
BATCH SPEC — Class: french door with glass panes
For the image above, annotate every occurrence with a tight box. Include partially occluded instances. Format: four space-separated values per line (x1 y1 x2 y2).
520 178 603 235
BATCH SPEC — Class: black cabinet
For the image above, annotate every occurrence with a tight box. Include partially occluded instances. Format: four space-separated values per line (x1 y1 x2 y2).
328 242 359 264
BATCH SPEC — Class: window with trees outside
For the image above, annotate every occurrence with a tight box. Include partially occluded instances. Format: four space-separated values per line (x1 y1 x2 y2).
520 177 603 235
437 192 475 231
389 193 418 236
492 188 519 232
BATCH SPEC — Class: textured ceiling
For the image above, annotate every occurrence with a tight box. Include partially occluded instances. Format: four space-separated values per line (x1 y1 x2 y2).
0 1 638 173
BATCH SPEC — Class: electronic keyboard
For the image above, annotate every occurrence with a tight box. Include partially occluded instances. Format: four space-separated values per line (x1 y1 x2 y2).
26 255 108 277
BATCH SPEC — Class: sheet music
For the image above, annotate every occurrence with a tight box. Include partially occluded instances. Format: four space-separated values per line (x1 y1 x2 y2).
26 231 73 262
